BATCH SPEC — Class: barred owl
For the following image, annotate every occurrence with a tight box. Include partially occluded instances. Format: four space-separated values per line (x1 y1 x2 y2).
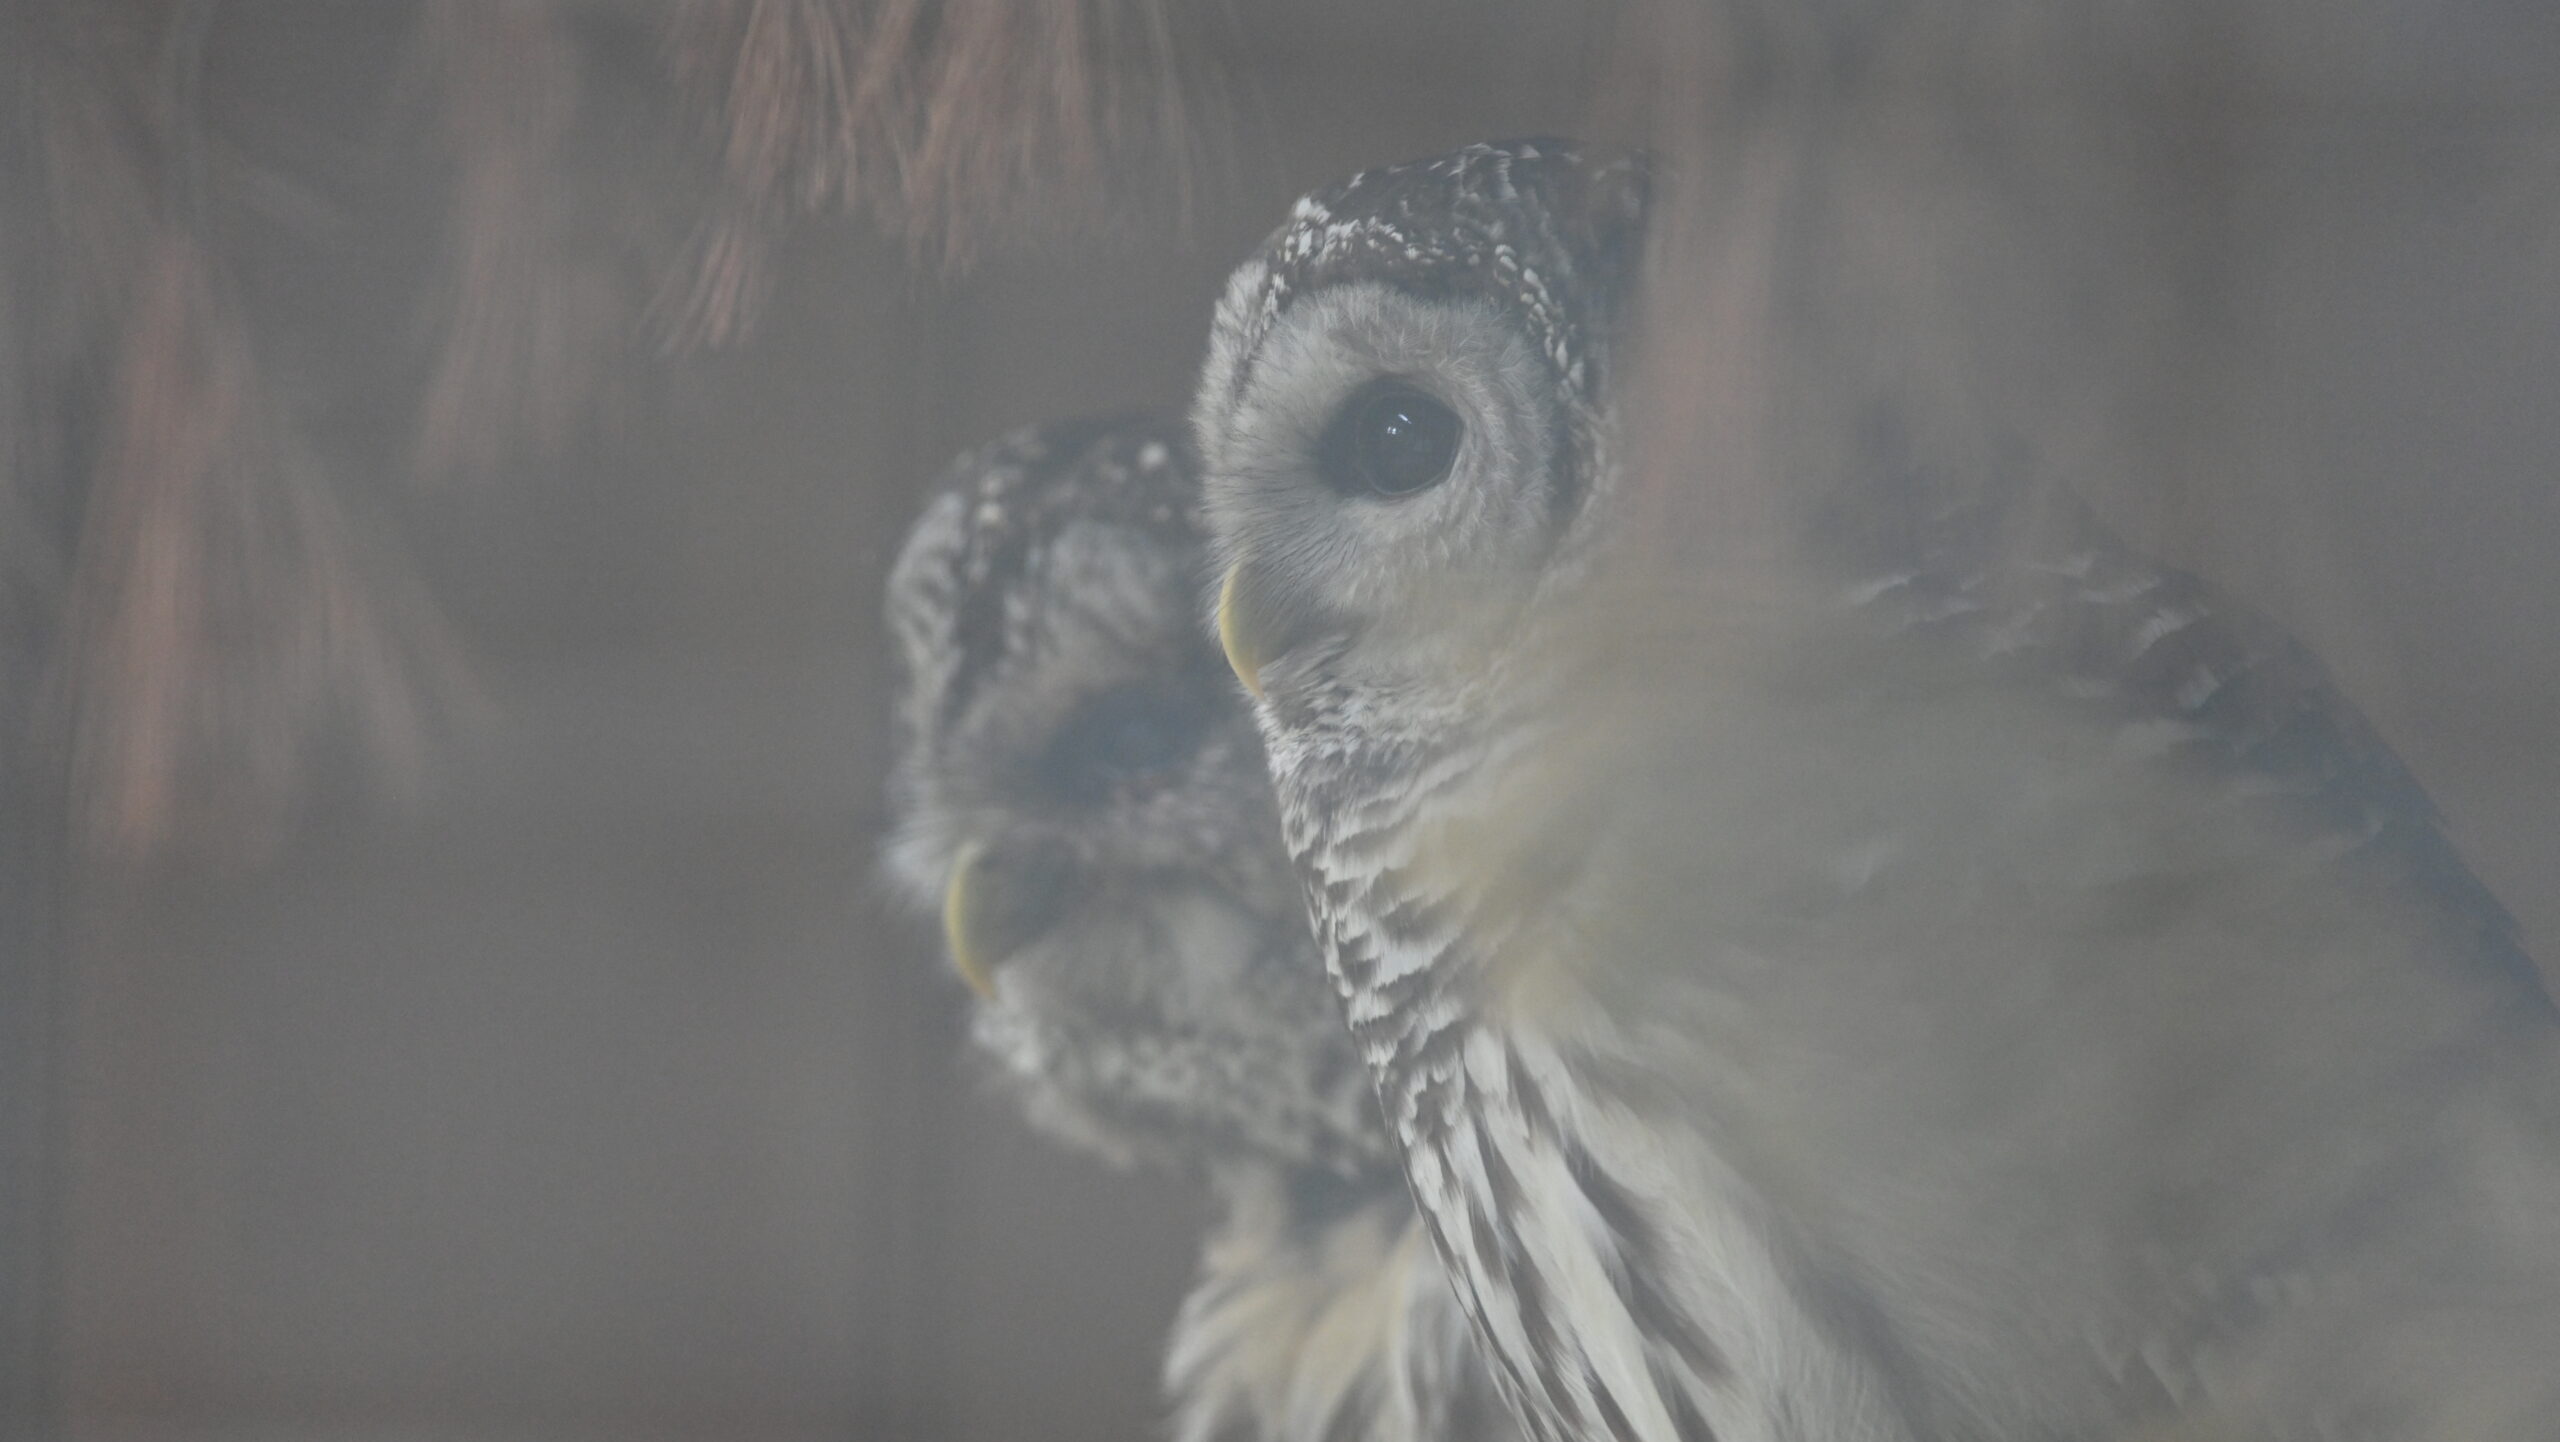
882 417 1515 1442
1199 140 2560 1442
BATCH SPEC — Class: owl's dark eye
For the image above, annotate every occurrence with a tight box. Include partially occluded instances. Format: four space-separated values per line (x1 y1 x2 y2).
1042 682 1211 802
1320 381 1461 499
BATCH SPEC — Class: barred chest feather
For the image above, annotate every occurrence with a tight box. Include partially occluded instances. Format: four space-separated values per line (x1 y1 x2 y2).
1371 977 1922 1442
1281 754 1917 1442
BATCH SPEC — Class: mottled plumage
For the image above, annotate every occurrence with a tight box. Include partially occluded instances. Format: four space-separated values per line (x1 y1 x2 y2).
1199 139 2560 1442
882 417 1515 1442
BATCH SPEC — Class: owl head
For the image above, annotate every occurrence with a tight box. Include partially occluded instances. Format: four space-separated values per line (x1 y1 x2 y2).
883 416 1383 1176
1195 139 1649 726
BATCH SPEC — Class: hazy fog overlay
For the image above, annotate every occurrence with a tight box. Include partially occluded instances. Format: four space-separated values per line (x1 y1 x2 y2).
2 3 2553 1440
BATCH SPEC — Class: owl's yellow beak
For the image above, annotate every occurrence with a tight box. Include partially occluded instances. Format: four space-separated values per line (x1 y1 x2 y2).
941 837 1075 1000
1217 564 1265 698
941 841 1000 1000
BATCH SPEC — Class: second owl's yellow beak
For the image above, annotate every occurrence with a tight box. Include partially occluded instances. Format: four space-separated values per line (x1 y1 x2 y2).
1217 564 1265 698
941 836 1076 1001
941 841 999 1000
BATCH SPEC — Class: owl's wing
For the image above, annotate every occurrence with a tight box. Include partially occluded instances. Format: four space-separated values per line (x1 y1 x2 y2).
1422 541 2560 1438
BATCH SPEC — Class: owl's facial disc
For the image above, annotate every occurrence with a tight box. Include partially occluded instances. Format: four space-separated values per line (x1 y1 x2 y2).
1203 284 1565 704
1220 382 1468 693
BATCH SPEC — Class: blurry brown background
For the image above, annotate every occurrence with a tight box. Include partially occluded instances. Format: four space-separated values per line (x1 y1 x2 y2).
3 3 2556 1441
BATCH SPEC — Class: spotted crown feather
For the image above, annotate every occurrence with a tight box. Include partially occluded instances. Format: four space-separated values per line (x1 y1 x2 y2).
887 413 1199 749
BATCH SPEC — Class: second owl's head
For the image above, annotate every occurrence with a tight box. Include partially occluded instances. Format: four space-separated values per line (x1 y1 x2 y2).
883 417 1381 1175
1195 139 1649 719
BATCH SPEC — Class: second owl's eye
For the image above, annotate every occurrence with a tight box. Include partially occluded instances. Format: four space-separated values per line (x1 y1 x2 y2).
1042 682 1211 802
1321 381 1460 499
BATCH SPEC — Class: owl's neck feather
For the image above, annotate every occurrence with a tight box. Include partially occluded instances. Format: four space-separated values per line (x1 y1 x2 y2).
1166 1160 1514 1442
